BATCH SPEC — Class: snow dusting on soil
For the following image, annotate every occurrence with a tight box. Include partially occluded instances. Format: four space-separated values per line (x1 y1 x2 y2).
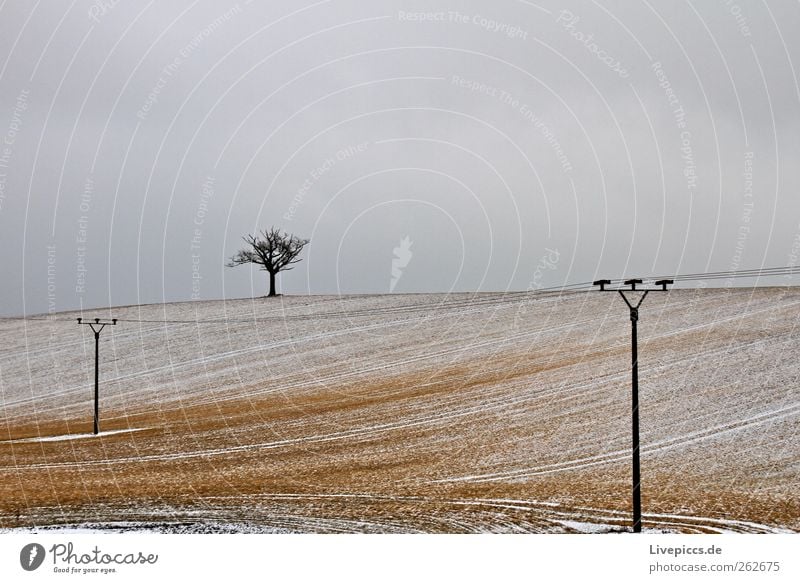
0 290 797 533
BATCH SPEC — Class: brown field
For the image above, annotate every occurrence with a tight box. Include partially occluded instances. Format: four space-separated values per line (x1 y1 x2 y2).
0 288 798 533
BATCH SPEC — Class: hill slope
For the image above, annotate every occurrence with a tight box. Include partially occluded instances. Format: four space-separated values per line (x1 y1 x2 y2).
0 289 798 533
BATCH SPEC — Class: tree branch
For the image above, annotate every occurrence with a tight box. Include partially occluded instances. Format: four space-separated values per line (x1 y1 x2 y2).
226 227 310 277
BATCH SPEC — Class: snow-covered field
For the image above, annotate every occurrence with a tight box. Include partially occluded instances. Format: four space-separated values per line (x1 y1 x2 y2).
0 288 798 533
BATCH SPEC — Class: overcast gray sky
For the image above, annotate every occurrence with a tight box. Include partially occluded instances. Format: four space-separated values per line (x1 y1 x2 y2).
1 0 799 316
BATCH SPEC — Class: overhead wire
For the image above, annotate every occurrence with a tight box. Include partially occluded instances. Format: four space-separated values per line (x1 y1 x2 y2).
3 265 800 325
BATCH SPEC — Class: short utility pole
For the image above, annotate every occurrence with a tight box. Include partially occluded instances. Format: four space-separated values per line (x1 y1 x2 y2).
593 278 672 533
77 317 117 435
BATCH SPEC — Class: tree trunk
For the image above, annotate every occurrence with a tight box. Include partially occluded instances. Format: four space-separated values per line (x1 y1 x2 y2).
268 270 276 297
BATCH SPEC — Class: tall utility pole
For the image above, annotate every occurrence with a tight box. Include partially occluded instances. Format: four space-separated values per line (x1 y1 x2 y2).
593 278 672 533
77 318 117 435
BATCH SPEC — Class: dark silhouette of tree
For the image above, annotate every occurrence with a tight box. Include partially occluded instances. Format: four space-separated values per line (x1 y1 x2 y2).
227 227 310 297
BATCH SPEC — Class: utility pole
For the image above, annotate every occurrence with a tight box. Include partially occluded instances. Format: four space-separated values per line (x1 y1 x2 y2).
593 278 672 533
77 317 117 435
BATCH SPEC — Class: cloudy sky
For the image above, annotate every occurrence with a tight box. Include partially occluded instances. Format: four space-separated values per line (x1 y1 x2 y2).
1 0 799 316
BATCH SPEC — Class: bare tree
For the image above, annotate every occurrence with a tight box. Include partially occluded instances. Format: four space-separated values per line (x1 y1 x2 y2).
227 227 310 297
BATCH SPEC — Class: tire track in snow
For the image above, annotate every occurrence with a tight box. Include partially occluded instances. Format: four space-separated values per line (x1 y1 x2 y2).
6 304 799 470
433 402 800 483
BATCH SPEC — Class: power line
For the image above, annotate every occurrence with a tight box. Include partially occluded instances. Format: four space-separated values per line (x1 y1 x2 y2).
4 265 800 325
655 265 800 282
2 284 593 325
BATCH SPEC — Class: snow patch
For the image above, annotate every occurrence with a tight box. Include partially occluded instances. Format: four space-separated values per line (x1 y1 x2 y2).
1 427 148 444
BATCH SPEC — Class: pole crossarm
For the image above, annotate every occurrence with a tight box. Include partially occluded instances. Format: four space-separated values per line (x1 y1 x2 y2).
592 277 672 533
77 317 118 435
592 278 673 293
77 317 118 329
